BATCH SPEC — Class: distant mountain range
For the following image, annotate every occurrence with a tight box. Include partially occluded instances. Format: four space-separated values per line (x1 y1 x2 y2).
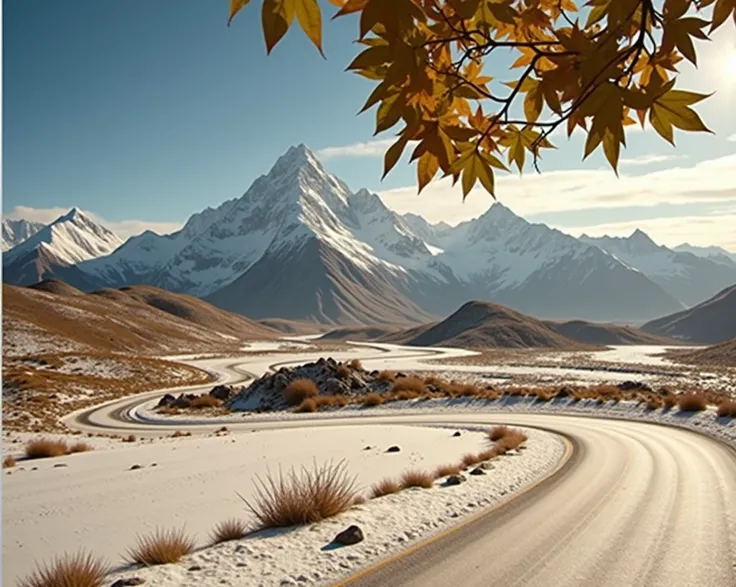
2 218 45 251
3 144 735 325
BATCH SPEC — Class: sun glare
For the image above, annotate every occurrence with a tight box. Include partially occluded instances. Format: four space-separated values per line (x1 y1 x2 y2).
725 51 736 79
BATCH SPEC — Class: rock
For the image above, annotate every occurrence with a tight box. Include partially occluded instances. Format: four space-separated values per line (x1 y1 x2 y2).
445 474 466 486
209 385 232 401
556 386 573 398
187 565 202 572
386 446 401 453
157 394 176 408
111 578 145 587
469 467 486 476
452 431 461 437
273 373 289 391
363 446 372 450
53 463 68 468
324 378 350 396
333 525 364 546
129 464 142 470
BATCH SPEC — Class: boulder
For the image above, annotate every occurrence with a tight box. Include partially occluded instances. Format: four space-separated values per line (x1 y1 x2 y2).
386 445 401 453
209 385 232 401
333 525 364 546
469 467 486 476
445 475 466 486
157 394 176 408
452 431 462 437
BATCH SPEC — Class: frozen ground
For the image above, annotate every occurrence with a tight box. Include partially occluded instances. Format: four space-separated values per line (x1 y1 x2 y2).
2 423 562 586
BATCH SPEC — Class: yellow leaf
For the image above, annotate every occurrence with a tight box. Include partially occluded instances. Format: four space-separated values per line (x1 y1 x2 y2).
417 151 440 193
383 135 409 179
523 80 543 123
332 0 368 18
228 0 251 25
294 0 324 57
262 0 295 55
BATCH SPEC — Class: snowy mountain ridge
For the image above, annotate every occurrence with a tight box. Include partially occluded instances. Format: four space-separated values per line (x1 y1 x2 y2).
2 218 45 252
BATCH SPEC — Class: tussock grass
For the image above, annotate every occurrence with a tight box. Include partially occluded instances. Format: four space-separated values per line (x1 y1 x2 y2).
125 527 195 565
353 495 366 506
68 442 94 454
336 364 351 379
296 398 317 413
347 359 363 370
434 463 462 478
4 455 16 468
362 393 384 406
716 399 736 418
497 429 528 451
488 426 509 442
189 395 222 409
400 469 434 489
395 390 421 401
646 397 663 410
477 447 498 461
663 395 677 410
370 477 401 498
283 379 319 406
209 519 247 544
461 453 481 468
677 393 708 412
391 376 426 394
240 460 358 528
122 434 136 443
377 370 396 382
18 551 109 587
424 375 445 388
25 438 68 459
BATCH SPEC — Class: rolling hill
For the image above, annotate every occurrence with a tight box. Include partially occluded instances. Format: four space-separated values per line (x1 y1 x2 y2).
543 320 680 346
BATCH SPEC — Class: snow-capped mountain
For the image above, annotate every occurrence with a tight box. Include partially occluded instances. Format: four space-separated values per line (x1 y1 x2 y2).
581 231 736 306
673 243 736 267
2 218 45 251
9 144 728 324
3 208 123 286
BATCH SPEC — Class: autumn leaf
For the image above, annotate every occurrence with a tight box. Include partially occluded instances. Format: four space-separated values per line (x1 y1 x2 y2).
294 0 325 57
262 0 295 54
650 88 713 145
228 0 251 25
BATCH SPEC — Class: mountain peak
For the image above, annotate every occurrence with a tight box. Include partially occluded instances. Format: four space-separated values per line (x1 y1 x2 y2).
628 228 658 249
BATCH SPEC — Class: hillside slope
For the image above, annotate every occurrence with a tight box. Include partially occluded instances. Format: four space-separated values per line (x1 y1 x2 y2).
642 284 736 343
543 320 680 346
384 300 587 349
668 338 736 366
2 281 278 357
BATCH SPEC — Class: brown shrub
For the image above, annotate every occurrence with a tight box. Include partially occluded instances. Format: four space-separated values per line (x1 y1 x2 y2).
477 448 498 461
353 495 366 506
677 393 708 412
646 397 663 410
125 527 195 565
424 375 445 388
716 399 736 418
400 469 434 489
391 376 426 394
18 551 109 587
332 395 348 407
189 395 222 409
488 426 509 442
377 370 396 382
336 364 351 379
283 379 319 406
395 390 420 401
663 395 677 410
313 396 336 409
25 438 68 459
240 460 358 528
451 383 482 397
68 442 94 454
370 477 401 498
122 434 136 443
296 398 317 413
209 519 247 545
362 393 384 406
4 455 16 468
461 453 481 468
434 463 462 478
497 429 528 451
347 359 363 370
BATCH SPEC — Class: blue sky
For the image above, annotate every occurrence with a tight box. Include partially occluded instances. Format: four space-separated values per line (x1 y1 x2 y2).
3 1 736 248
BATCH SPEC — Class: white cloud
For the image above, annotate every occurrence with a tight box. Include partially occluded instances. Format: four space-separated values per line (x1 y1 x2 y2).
557 212 736 252
317 138 395 159
619 154 687 166
378 153 736 224
4 206 182 239
728 133 736 142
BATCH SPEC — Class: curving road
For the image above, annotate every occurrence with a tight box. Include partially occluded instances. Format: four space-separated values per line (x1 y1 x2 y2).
59 343 736 587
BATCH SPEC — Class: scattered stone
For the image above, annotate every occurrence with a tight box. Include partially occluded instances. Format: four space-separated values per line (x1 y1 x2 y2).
478 462 495 470
53 463 68 468
187 565 202 572
236 562 247 568
445 474 466 486
469 467 486 476
386 446 401 453
452 431 462 437
363 446 372 450
157 394 176 408
333 525 364 546
129 464 142 470
209 385 233 401
296 575 309 583
31 467 38 471
111 578 145 587
151 463 158 467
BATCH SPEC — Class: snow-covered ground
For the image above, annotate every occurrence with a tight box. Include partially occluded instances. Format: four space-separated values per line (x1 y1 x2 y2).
2 424 563 586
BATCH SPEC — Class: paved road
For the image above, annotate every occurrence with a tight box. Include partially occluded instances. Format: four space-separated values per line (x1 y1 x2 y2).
59 345 736 587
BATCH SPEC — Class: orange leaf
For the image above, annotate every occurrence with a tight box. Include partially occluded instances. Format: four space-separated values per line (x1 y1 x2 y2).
261 0 295 55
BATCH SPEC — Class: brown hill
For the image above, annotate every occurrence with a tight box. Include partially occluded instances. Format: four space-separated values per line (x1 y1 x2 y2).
319 325 402 342
3 281 278 357
642 284 736 343
382 300 587 349
257 318 329 335
668 338 736 367
543 319 680 346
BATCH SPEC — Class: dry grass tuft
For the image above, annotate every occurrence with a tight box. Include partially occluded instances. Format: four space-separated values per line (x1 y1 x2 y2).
18 551 109 587
25 438 68 459
370 477 401 498
677 393 708 412
336 364 351 379
347 359 363 370
497 429 528 451
189 395 222 409
283 379 319 406
663 395 677 410
125 527 195 565
461 453 481 468
477 447 498 461
434 463 462 478
646 397 663 410
716 399 736 418
209 518 247 544
362 393 384 406
391 376 426 394
240 460 358 529
68 442 94 454
296 398 317 413
4 455 16 468
400 469 434 489
122 434 136 443
377 370 396 382
488 426 509 442
353 495 366 506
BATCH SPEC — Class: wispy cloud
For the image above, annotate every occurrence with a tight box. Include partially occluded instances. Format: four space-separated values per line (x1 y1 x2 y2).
4 206 182 239
378 153 736 223
619 154 687 166
317 138 395 159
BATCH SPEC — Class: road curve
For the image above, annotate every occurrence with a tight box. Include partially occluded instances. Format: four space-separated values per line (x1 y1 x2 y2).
60 345 736 587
